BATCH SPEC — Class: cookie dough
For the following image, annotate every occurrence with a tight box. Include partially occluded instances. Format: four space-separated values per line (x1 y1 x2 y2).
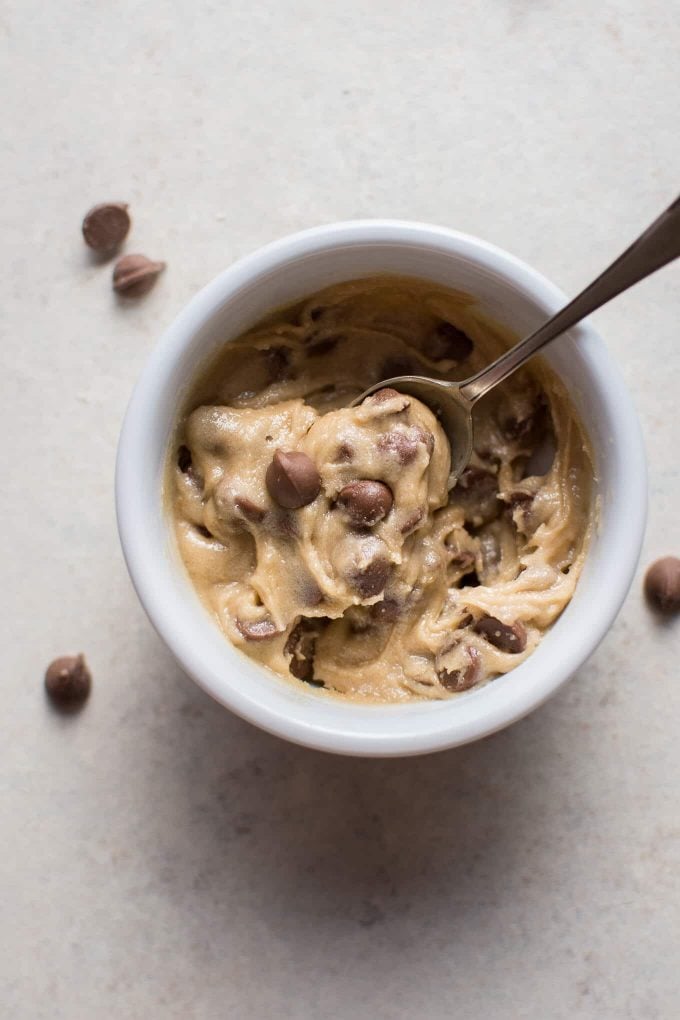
169 277 594 701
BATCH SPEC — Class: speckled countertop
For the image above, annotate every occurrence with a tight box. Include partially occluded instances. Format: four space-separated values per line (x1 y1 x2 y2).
2 2 679 1017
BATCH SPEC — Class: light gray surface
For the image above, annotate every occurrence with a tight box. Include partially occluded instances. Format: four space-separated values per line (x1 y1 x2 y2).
2 2 679 1017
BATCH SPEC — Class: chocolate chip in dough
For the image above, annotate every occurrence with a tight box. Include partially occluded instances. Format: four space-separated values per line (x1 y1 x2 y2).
351 558 390 598
644 557 680 614
82 202 130 253
265 450 321 509
334 443 354 463
236 618 279 641
378 431 420 465
44 654 91 709
474 615 527 653
177 445 192 473
364 388 411 413
400 508 424 536
424 322 474 363
306 337 339 357
262 345 293 382
337 480 393 527
370 597 401 624
234 496 267 523
284 619 324 685
438 647 481 692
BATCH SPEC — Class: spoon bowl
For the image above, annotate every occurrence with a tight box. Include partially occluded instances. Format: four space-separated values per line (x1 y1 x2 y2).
353 376 474 487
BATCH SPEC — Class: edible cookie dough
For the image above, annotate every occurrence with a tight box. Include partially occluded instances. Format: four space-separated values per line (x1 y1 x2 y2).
169 277 594 701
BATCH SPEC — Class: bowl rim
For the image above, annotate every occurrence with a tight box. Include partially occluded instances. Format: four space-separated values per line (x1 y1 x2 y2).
115 219 647 756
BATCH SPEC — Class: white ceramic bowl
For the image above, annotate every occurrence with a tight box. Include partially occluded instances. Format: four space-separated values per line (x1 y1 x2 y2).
116 220 646 757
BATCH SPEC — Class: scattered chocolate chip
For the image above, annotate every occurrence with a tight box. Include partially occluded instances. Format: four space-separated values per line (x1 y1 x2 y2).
194 524 213 539
380 355 419 379
438 647 481 692
459 613 474 629
177 445 192 473
81 202 130 253
351 558 390 598
236 618 279 641
378 430 420 465
262 345 292 382
44 654 91 709
400 508 424 535
234 496 267 523
337 480 393 527
644 557 680 614
307 337 339 357
265 450 321 509
424 321 474 362
371 597 401 624
113 253 165 297
474 615 527 653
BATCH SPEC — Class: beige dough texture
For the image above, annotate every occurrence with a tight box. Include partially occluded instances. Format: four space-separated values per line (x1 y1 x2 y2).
169 277 594 702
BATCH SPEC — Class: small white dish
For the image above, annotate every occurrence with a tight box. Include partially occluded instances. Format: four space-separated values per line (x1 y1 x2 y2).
115 220 646 757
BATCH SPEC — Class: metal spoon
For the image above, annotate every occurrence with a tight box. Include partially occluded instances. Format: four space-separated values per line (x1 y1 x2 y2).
353 194 680 486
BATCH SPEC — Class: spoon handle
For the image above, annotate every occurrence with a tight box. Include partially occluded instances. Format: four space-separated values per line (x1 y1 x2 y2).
459 193 680 405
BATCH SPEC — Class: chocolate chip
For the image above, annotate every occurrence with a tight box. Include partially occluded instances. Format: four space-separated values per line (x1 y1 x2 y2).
371 597 401 623
454 466 500 525
234 496 267 523
177 445 192 473
351 558 390 598
400 508 424 535
474 616 527 653
438 647 481 692
337 480 393 527
262 345 292 382
285 619 320 682
378 431 419 465
412 425 435 455
194 524 213 539
502 397 548 441
113 253 165 297
460 571 480 588
236 618 279 641
309 306 324 322
82 202 130 253
268 510 300 540
364 388 411 413
368 387 403 403
380 355 419 379
449 549 475 572
335 443 354 463
424 322 474 362
44 654 91 709
306 337 339 357
644 557 680 614
265 450 321 509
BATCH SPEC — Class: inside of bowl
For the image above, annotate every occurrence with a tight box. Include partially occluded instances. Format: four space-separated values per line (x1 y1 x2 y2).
126 225 645 754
